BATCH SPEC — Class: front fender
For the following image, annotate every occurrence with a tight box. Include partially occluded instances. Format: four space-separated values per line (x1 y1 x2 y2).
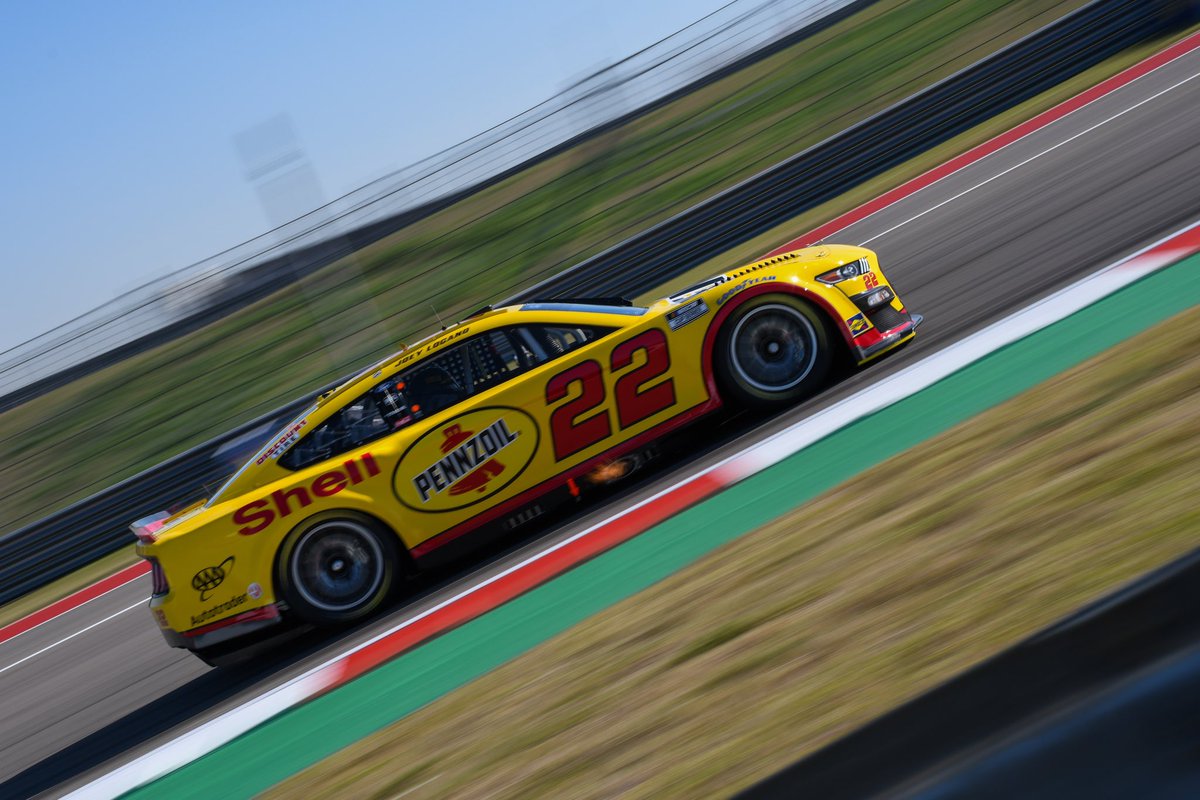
699 280 862 401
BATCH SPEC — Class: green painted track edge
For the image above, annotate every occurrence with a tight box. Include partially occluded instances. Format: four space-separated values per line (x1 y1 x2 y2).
125 255 1200 799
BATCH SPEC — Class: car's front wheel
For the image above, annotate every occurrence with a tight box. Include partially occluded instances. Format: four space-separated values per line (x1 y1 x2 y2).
277 512 399 627
714 295 832 407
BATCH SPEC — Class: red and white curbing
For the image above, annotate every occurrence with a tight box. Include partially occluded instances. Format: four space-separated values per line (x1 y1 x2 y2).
9 26 1200 659
0 562 148 647
67 217 1200 799
50 29 1200 798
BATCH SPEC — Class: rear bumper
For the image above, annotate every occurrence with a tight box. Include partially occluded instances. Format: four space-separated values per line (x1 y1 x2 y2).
160 603 284 651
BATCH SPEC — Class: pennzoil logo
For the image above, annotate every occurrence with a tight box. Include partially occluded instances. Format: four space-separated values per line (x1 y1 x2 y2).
415 420 515 501
395 408 539 512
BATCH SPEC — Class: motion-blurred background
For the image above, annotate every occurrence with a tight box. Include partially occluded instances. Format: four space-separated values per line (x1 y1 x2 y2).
3 1 1200 796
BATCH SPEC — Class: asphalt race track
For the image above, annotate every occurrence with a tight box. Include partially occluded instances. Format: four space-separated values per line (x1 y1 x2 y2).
5 44 1200 798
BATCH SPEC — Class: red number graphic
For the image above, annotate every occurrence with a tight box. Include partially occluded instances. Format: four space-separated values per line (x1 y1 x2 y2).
863 271 880 289
546 360 611 461
545 330 679 461
611 329 676 430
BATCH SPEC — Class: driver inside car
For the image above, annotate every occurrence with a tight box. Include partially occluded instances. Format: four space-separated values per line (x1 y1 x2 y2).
405 365 468 417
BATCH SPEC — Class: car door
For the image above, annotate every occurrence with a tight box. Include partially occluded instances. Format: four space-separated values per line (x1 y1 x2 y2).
390 316 692 547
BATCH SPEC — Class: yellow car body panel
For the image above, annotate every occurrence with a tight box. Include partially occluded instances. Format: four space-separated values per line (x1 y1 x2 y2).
136 244 919 648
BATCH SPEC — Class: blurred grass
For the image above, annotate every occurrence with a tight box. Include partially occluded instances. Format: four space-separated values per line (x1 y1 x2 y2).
640 26 1198 302
0 0 1091 536
263 303 1200 800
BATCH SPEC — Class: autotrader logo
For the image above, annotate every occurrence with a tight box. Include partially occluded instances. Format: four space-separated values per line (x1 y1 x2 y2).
190 593 248 628
191 556 234 601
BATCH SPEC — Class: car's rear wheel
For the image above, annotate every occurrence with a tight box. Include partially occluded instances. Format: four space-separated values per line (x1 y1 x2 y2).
714 295 832 407
277 512 398 627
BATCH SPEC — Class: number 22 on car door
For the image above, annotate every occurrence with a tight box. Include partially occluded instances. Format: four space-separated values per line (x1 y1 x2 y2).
544 328 677 463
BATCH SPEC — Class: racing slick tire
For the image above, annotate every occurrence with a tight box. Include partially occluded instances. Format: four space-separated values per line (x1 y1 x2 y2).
714 294 832 408
277 511 399 627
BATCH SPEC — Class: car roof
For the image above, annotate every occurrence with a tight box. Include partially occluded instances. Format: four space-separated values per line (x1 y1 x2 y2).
314 300 648 412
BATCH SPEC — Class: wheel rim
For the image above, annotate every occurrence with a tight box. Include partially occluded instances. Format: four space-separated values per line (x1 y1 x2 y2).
290 520 385 613
729 303 818 392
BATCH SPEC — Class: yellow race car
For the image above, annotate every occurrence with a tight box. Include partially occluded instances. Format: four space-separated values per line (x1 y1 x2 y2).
133 244 920 663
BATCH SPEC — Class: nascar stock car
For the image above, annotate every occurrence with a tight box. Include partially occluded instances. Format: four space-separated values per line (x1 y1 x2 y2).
132 244 921 664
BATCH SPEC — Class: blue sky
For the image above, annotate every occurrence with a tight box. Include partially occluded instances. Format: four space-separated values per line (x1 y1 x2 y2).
0 0 734 351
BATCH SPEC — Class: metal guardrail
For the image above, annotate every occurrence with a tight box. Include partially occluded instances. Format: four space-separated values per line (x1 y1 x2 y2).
0 0 1187 606
508 0 1193 303
0 395 316 605
0 0 869 410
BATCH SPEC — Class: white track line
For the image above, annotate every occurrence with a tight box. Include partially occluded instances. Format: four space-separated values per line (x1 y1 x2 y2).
0 570 147 650
0 601 144 676
19 45 1200 663
388 774 442 799
58 40 1200 800
65 216 1200 800
860 69 1200 245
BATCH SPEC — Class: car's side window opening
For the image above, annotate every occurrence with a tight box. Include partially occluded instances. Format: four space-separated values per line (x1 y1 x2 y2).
467 330 529 392
530 324 606 356
404 347 471 415
279 324 613 470
279 386 402 471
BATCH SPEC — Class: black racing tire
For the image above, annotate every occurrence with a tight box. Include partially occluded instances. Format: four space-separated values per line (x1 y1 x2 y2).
714 294 833 408
276 511 399 627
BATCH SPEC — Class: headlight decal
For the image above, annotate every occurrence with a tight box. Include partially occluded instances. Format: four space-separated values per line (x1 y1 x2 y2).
817 257 870 284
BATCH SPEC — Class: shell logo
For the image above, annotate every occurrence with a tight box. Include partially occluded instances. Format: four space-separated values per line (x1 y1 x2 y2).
395 407 540 512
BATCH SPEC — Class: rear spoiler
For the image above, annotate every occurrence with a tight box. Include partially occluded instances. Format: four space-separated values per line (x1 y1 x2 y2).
130 500 207 544
130 511 172 544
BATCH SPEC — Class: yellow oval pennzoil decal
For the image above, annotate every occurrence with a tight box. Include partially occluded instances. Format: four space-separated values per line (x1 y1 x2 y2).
394 407 540 512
